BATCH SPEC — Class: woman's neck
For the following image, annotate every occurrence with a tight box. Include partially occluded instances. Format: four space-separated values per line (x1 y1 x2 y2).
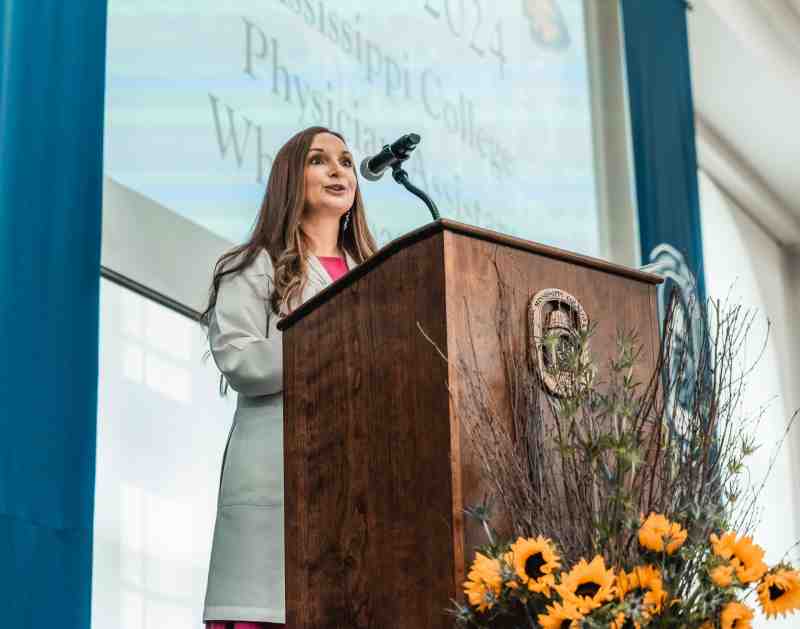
302 215 343 257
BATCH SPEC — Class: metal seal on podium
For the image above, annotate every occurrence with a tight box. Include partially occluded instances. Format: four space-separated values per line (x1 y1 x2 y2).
528 288 589 397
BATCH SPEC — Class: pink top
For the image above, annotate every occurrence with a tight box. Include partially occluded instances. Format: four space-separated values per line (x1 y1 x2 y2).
318 256 348 282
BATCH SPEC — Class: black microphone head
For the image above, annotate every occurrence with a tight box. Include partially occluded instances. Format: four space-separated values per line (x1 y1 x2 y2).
359 155 384 182
360 134 422 183
394 133 420 154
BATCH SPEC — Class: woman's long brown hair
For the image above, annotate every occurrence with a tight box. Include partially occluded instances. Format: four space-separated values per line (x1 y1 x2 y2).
200 126 377 325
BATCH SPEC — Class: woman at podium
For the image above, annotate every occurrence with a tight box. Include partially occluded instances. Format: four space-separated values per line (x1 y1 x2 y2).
199 126 378 628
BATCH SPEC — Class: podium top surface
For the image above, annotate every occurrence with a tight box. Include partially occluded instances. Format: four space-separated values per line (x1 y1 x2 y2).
277 219 662 331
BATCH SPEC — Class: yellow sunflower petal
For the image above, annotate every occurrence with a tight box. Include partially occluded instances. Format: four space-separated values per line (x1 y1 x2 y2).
508 535 561 596
731 536 768 583
710 564 735 587
757 569 800 618
537 600 583 629
463 552 502 613
639 513 687 554
710 532 768 583
554 555 616 614
720 601 754 629
617 565 666 616
710 532 737 560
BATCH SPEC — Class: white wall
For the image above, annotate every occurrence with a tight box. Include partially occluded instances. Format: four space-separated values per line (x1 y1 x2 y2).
699 169 800 628
102 176 233 314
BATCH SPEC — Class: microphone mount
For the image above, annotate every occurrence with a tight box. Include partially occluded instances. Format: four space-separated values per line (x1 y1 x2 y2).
390 162 440 221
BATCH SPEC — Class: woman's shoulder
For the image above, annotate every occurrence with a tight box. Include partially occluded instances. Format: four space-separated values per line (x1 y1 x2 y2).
221 246 274 278
247 247 275 277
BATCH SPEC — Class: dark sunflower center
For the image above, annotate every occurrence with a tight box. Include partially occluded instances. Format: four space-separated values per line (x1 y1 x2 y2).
575 582 601 598
632 587 646 598
622 620 636 629
769 584 786 601
525 553 546 580
559 621 572 629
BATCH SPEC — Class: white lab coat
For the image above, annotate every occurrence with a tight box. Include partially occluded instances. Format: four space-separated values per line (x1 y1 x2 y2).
203 248 356 623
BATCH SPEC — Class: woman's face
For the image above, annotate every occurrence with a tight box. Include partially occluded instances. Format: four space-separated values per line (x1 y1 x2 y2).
303 132 357 219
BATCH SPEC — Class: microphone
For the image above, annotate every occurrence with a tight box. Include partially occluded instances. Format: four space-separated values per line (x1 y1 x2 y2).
359 133 421 181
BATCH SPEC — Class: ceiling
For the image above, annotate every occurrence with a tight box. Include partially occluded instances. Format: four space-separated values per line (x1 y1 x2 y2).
686 0 800 246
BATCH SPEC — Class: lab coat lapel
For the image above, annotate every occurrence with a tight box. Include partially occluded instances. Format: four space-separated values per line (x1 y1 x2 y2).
303 255 332 303
302 252 360 304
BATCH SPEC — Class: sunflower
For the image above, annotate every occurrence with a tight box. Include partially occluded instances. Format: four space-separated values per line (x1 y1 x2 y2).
710 564 735 587
555 555 616 613
506 536 561 595
537 600 583 629
463 552 502 613
710 532 768 584
617 565 667 616
720 601 754 629
757 568 800 618
710 531 737 560
638 513 687 554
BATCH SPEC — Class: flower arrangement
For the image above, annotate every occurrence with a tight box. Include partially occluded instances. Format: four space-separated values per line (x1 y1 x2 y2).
459 515 800 627
449 283 799 628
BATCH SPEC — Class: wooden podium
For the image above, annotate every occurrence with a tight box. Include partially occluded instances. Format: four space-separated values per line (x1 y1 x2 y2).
278 220 661 628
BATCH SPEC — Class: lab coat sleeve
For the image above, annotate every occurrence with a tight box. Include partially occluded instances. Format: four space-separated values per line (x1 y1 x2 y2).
208 251 283 397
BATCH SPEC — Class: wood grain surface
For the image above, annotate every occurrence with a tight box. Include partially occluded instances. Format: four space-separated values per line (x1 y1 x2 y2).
278 219 660 333
284 232 456 628
442 231 662 578
282 223 661 628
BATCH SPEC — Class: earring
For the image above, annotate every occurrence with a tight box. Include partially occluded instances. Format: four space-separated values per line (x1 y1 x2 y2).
342 209 352 232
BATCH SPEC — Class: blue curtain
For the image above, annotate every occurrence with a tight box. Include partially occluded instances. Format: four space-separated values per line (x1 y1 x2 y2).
620 0 706 301
0 1 107 626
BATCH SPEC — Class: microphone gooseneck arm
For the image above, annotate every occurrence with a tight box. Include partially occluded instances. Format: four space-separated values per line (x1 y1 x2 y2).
391 163 440 221
359 132 440 221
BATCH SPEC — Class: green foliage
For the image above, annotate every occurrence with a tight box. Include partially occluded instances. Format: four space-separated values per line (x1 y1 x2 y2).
450 289 799 627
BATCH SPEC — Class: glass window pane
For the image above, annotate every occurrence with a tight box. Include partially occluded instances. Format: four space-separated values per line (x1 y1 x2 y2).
92 278 236 629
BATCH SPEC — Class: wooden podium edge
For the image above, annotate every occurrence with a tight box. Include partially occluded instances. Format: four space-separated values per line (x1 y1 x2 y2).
277 218 663 331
